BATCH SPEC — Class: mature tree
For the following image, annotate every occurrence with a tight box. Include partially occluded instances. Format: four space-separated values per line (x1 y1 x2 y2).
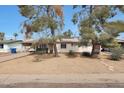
18 5 64 56
72 5 124 56
0 32 5 41
63 29 73 38
20 23 32 39
101 21 124 48
13 33 18 40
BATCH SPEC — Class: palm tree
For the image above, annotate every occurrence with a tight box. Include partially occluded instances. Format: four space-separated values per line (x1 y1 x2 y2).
63 29 73 38
13 33 18 40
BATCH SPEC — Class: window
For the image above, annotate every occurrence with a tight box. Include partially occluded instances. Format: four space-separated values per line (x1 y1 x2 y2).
0 44 4 49
61 43 66 48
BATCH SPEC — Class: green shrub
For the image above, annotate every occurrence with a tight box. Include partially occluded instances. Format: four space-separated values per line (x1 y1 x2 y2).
81 52 91 57
110 47 124 61
67 50 76 57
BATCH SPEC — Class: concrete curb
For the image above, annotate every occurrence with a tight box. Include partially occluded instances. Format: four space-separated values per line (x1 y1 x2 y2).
0 73 124 84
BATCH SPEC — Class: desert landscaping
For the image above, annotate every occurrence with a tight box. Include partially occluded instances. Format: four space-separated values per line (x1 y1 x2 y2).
0 53 124 74
0 5 124 88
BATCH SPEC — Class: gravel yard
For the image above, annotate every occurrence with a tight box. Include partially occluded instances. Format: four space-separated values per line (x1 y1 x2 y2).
0 54 123 74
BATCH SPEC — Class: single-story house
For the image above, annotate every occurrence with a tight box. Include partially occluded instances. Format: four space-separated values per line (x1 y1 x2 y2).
22 38 92 53
0 40 24 53
56 38 92 53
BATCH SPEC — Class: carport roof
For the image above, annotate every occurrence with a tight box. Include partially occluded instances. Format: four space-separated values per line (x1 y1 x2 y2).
0 40 22 44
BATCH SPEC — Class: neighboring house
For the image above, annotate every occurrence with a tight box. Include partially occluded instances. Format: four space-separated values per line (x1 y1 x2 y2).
117 39 124 48
101 39 124 52
56 38 92 53
0 40 24 53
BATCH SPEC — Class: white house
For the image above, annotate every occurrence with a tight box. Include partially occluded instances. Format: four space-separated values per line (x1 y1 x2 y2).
0 40 24 53
0 38 93 53
56 38 92 53
22 38 92 53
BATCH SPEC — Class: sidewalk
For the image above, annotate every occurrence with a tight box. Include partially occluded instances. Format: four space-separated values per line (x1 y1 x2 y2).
0 52 30 63
0 73 124 87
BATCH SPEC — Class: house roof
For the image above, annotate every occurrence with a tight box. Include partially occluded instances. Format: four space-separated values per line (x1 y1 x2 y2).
22 38 80 44
22 39 37 44
56 38 79 43
117 39 124 43
0 40 22 44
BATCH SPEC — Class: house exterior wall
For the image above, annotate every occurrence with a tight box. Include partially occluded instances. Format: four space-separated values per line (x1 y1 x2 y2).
56 43 92 53
8 43 24 52
77 46 92 53
0 44 9 52
56 43 78 53
0 42 24 53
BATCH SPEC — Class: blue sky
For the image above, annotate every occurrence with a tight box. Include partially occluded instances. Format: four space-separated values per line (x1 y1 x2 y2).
0 5 124 40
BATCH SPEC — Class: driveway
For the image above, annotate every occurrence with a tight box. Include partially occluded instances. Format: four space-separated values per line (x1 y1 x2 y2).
0 52 30 63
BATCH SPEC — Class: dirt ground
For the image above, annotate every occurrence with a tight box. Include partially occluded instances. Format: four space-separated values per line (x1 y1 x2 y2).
0 53 10 57
0 54 124 74
2 82 124 88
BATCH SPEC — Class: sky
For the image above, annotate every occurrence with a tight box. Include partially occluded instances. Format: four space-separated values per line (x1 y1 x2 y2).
0 5 124 40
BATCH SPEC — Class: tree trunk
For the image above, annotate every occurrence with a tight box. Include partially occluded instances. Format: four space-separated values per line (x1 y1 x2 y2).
51 29 58 57
53 43 58 57
47 6 58 57
14 36 16 40
91 40 101 57
91 43 95 55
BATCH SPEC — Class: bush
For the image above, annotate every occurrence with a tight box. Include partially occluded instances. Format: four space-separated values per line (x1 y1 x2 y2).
67 50 76 57
110 47 124 61
81 52 91 57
